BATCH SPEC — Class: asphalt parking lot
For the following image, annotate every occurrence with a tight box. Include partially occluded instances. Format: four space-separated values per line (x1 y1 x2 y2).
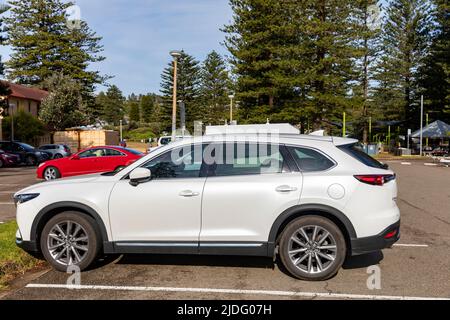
1 161 449 300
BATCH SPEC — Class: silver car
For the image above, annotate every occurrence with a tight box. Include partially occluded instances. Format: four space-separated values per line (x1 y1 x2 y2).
38 144 71 159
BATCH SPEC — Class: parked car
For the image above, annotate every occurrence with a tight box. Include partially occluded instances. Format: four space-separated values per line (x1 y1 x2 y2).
37 146 144 181
0 149 21 168
16 134 400 280
0 141 50 166
148 135 192 153
431 147 449 157
38 144 72 159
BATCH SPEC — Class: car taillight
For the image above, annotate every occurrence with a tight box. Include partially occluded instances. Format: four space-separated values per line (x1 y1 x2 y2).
354 174 396 186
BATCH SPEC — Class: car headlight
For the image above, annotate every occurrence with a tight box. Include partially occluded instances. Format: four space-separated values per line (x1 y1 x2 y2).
13 193 40 205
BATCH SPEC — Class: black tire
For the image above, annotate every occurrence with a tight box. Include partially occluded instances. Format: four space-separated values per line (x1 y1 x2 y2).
25 155 37 166
0 159 4 168
54 153 63 159
40 212 101 272
43 166 61 180
279 215 346 281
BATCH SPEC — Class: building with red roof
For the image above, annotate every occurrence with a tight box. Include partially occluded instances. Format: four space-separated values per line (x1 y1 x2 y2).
1 81 48 117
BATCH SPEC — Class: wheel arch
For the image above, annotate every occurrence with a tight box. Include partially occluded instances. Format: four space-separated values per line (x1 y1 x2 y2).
31 201 111 252
267 204 356 257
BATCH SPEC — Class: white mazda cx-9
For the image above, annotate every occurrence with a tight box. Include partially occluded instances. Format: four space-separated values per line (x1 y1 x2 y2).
14 134 400 280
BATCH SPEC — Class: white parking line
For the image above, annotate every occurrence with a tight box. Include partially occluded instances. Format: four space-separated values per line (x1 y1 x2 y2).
401 162 412 165
0 202 15 205
424 163 438 166
393 243 429 248
25 283 449 300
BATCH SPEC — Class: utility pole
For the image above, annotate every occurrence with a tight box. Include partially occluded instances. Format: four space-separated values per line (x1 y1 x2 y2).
342 112 346 137
119 120 123 142
426 113 429 147
229 94 235 123
419 95 424 156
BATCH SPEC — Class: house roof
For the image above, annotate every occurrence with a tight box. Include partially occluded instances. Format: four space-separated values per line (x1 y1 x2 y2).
1 81 48 102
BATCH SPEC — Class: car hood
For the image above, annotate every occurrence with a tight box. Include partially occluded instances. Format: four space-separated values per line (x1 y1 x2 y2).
14 173 103 196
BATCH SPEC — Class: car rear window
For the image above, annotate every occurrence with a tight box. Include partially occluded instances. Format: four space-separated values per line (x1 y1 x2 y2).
338 143 386 169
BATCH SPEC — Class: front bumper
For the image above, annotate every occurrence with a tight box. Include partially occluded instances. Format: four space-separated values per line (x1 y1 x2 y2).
350 220 400 256
16 230 39 253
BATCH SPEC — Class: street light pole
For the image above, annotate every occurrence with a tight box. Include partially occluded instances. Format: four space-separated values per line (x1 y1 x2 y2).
229 94 235 123
419 95 424 156
170 50 182 139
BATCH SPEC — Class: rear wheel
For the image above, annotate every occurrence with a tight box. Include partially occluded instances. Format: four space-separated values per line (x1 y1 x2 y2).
279 215 346 281
0 159 4 168
40 212 101 272
43 166 61 180
54 153 63 159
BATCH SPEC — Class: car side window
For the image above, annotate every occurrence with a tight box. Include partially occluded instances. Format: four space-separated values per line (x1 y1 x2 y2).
104 149 124 156
209 143 287 177
141 145 202 179
288 146 335 172
79 148 104 158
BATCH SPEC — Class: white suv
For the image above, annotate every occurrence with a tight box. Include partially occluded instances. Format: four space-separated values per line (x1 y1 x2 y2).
14 134 400 280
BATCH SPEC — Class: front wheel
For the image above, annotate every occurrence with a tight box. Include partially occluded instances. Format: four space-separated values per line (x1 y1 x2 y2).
279 215 346 281
40 212 101 272
43 166 61 180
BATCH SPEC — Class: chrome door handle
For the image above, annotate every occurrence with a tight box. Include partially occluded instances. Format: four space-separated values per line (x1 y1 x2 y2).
179 190 200 197
276 185 298 193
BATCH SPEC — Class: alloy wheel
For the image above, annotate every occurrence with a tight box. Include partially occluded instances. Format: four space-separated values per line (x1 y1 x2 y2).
288 225 337 274
46 221 89 266
44 167 57 180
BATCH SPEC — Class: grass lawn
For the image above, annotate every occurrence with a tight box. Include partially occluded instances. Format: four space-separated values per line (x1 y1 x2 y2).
0 221 45 289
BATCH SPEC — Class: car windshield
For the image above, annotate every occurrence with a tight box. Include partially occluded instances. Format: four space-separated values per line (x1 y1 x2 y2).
18 143 35 151
338 143 386 169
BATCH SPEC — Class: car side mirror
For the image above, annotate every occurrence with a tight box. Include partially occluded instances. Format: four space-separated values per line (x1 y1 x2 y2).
129 168 152 187
381 163 389 170
70 155 80 160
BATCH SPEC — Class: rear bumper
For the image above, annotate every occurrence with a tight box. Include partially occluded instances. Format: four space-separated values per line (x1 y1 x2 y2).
350 220 400 256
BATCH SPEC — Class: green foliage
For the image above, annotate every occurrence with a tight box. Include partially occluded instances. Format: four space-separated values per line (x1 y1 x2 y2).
127 94 140 123
199 51 231 125
96 85 125 125
418 0 450 123
159 51 201 131
0 221 44 289
1 110 46 142
373 0 433 129
123 127 156 141
4 0 106 108
39 73 86 131
140 94 155 123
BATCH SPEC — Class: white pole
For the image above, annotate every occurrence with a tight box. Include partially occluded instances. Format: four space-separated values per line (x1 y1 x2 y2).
419 95 423 156
119 120 123 142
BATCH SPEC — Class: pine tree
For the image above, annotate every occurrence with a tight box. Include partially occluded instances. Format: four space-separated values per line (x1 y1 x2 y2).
0 4 11 98
418 0 450 123
97 85 125 125
351 0 383 142
159 51 201 131
140 94 154 124
5 0 106 97
373 0 433 129
199 51 230 125
127 94 140 124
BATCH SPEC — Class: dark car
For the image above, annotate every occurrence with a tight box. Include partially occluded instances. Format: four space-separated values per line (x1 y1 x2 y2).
0 141 50 166
0 149 21 168
38 144 72 159
431 147 449 157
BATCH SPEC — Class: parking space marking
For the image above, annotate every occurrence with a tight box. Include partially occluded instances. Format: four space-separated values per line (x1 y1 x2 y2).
0 202 15 205
424 163 438 166
25 284 450 300
393 243 429 248
401 162 412 165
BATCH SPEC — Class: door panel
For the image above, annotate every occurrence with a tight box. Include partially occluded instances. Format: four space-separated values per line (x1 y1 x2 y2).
109 145 206 242
200 143 303 243
109 178 205 241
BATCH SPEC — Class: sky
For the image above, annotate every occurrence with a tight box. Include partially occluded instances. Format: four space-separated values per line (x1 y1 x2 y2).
0 0 233 96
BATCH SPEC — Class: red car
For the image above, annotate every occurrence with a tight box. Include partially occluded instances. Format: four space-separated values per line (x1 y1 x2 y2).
37 146 144 180
0 149 21 168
